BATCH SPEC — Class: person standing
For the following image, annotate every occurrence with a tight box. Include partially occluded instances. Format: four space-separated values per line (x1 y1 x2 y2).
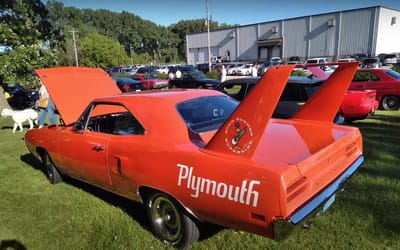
220 65 227 82
175 68 182 79
251 63 258 77
38 81 56 128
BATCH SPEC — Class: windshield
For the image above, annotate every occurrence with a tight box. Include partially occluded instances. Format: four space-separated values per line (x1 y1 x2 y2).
144 74 157 80
177 95 238 133
386 69 400 80
190 71 208 80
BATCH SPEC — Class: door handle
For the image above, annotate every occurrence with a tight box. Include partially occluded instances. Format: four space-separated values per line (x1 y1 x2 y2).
92 145 105 151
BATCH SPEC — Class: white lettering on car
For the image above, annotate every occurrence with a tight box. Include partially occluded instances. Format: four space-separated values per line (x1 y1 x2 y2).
177 163 260 207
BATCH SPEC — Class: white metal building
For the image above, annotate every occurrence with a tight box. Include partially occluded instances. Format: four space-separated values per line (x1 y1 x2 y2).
186 6 400 64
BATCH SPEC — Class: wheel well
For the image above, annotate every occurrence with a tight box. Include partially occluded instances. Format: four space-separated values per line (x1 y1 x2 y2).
138 186 201 221
36 147 47 161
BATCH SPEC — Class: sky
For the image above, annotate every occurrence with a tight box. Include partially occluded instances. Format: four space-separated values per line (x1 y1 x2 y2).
57 0 400 26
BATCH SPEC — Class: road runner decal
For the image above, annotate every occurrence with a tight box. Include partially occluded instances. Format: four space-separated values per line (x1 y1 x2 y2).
177 163 260 207
224 118 254 154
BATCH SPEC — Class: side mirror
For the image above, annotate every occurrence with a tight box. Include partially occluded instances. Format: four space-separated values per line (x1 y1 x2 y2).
72 122 84 134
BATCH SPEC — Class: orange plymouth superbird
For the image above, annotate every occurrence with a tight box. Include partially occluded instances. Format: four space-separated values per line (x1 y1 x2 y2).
25 63 363 248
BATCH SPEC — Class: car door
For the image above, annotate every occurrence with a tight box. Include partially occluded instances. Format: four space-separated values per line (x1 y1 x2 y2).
57 129 112 189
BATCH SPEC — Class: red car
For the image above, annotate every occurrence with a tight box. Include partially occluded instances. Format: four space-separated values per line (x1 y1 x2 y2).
131 73 168 89
307 66 378 121
25 64 363 248
350 68 400 110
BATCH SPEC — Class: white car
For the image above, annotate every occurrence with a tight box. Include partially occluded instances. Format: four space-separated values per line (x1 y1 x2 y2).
156 65 169 74
305 57 328 64
235 64 253 76
227 63 243 75
338 58 356 62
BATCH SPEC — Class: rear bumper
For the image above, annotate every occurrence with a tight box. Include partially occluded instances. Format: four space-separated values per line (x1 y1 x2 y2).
274 155 364 240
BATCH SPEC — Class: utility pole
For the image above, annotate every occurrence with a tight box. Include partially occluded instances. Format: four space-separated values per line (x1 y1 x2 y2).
69 28 79 66
206 0 211 72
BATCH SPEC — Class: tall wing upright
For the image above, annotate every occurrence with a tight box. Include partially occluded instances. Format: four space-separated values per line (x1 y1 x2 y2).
205 65 295 158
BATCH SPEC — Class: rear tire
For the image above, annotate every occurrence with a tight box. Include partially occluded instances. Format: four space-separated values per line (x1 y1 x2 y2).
41 152 62 184
146 192 199 249
382 95 400 110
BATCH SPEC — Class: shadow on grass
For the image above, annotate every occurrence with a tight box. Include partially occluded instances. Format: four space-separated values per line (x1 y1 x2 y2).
20 153 223 243
0 239 27 250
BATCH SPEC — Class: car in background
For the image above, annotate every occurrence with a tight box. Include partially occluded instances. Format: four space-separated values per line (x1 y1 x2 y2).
235 64 253 76
168 71 220 89
136 66 158 75
338 58 356 63
114 78 144 92
350 68 400 110
361 57 381 68
305 57 328 64
382 53 400 65
227 63 244 75
257 62 271 76
176 65 197 74
270 57 282 65
287 56 302 64
26 65 363 249
2 82 39 110
156 65 169 74
131 74 168 89
215 74 378 123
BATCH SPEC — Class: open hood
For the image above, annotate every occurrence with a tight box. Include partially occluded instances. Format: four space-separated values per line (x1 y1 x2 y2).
35 67 121 125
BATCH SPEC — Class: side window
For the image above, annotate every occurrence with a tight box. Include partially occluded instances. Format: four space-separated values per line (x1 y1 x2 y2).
281 86 303 101
86 103 145 135
223 83 248 101
353 71 380 81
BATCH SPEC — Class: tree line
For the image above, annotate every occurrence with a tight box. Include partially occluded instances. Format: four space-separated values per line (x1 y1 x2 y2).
0 0 232 87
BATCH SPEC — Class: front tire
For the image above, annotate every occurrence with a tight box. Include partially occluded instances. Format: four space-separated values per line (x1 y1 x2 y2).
381 95 400 110
42 152 62 184
146 192 199 249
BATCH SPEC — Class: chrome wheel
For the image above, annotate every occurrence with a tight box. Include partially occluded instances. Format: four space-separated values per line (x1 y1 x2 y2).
146 192 199 248
149 194 181 242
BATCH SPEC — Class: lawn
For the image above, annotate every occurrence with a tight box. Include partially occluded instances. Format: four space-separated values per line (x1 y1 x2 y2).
0 110 399 250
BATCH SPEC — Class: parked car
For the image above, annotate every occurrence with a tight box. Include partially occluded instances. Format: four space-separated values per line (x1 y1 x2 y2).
350 68 400 110
270 57 282 65
215 67 378 123
361 57 381 68
168 71 220 89
136 66 158 75
338 58 356 62
113 78 144 92
156 65 169 74
131 73 168 89
26 65 363 248
2 82 39 110
227 63 244 75
257 62 271 75
382 53 400 65
305 57 328 64
235 64 253 76
287 56 302 64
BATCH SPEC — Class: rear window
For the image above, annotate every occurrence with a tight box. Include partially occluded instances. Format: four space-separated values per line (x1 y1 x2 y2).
386 69 400 80
177 96 238 133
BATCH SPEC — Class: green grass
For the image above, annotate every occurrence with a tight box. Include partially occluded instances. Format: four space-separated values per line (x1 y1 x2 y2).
0 110 399 249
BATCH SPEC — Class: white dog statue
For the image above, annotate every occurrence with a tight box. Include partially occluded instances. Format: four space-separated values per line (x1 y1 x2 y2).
1 108 39 133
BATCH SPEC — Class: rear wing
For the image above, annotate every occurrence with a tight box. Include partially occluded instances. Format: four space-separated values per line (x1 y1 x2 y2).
293 62 359 122
205 62 358 158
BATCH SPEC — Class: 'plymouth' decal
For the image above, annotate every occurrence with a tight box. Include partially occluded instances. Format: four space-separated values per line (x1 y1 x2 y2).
177 163 260 207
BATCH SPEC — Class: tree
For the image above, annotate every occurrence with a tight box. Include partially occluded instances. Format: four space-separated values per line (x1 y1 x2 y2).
79 33 129 67
0 0 57 87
